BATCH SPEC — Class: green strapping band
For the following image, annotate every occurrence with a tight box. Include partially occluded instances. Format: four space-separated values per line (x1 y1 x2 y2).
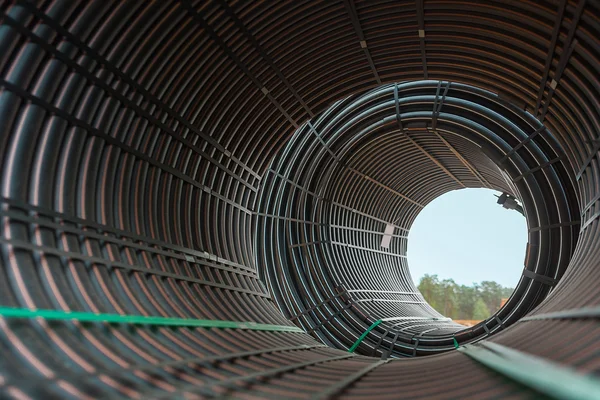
0 307 304 333
453 336 459 349
459 342 600 400
348 319 382 353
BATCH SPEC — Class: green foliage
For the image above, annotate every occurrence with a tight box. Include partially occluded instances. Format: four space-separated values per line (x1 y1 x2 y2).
501 286 514 298
417 274 441 310
440 278 457 317
479 281 504 315
456 284 477 320
418 274 513 320
473 298 490 320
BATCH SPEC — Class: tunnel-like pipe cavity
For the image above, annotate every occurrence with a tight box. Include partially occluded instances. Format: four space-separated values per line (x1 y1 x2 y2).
0 1 599 399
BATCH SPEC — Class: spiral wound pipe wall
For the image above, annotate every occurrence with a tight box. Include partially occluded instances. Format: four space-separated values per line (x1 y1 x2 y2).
256 80 581 358
0 0 599 398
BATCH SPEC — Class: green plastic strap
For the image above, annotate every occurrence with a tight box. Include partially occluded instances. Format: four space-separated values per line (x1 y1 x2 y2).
0 307 304 333
453 336 459 349
459 342 600 400
348 319 382 353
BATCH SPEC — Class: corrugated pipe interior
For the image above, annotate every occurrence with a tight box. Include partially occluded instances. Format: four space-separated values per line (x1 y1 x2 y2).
0 1 599 399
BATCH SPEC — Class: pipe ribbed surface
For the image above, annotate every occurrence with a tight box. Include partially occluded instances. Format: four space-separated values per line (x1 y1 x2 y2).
0 0 599 398
256 80 579 357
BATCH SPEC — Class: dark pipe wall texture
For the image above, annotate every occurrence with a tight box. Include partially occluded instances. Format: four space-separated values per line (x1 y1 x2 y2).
0 0 598 398
257 81 579 357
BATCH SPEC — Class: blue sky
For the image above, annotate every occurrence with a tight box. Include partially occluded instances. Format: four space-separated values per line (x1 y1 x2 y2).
407 188 527 288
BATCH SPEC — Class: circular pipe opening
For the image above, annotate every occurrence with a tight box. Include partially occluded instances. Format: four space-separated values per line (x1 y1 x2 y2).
408 188 527 323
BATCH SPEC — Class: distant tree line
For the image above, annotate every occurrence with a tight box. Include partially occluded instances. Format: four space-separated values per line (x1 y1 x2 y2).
418 274 514 320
